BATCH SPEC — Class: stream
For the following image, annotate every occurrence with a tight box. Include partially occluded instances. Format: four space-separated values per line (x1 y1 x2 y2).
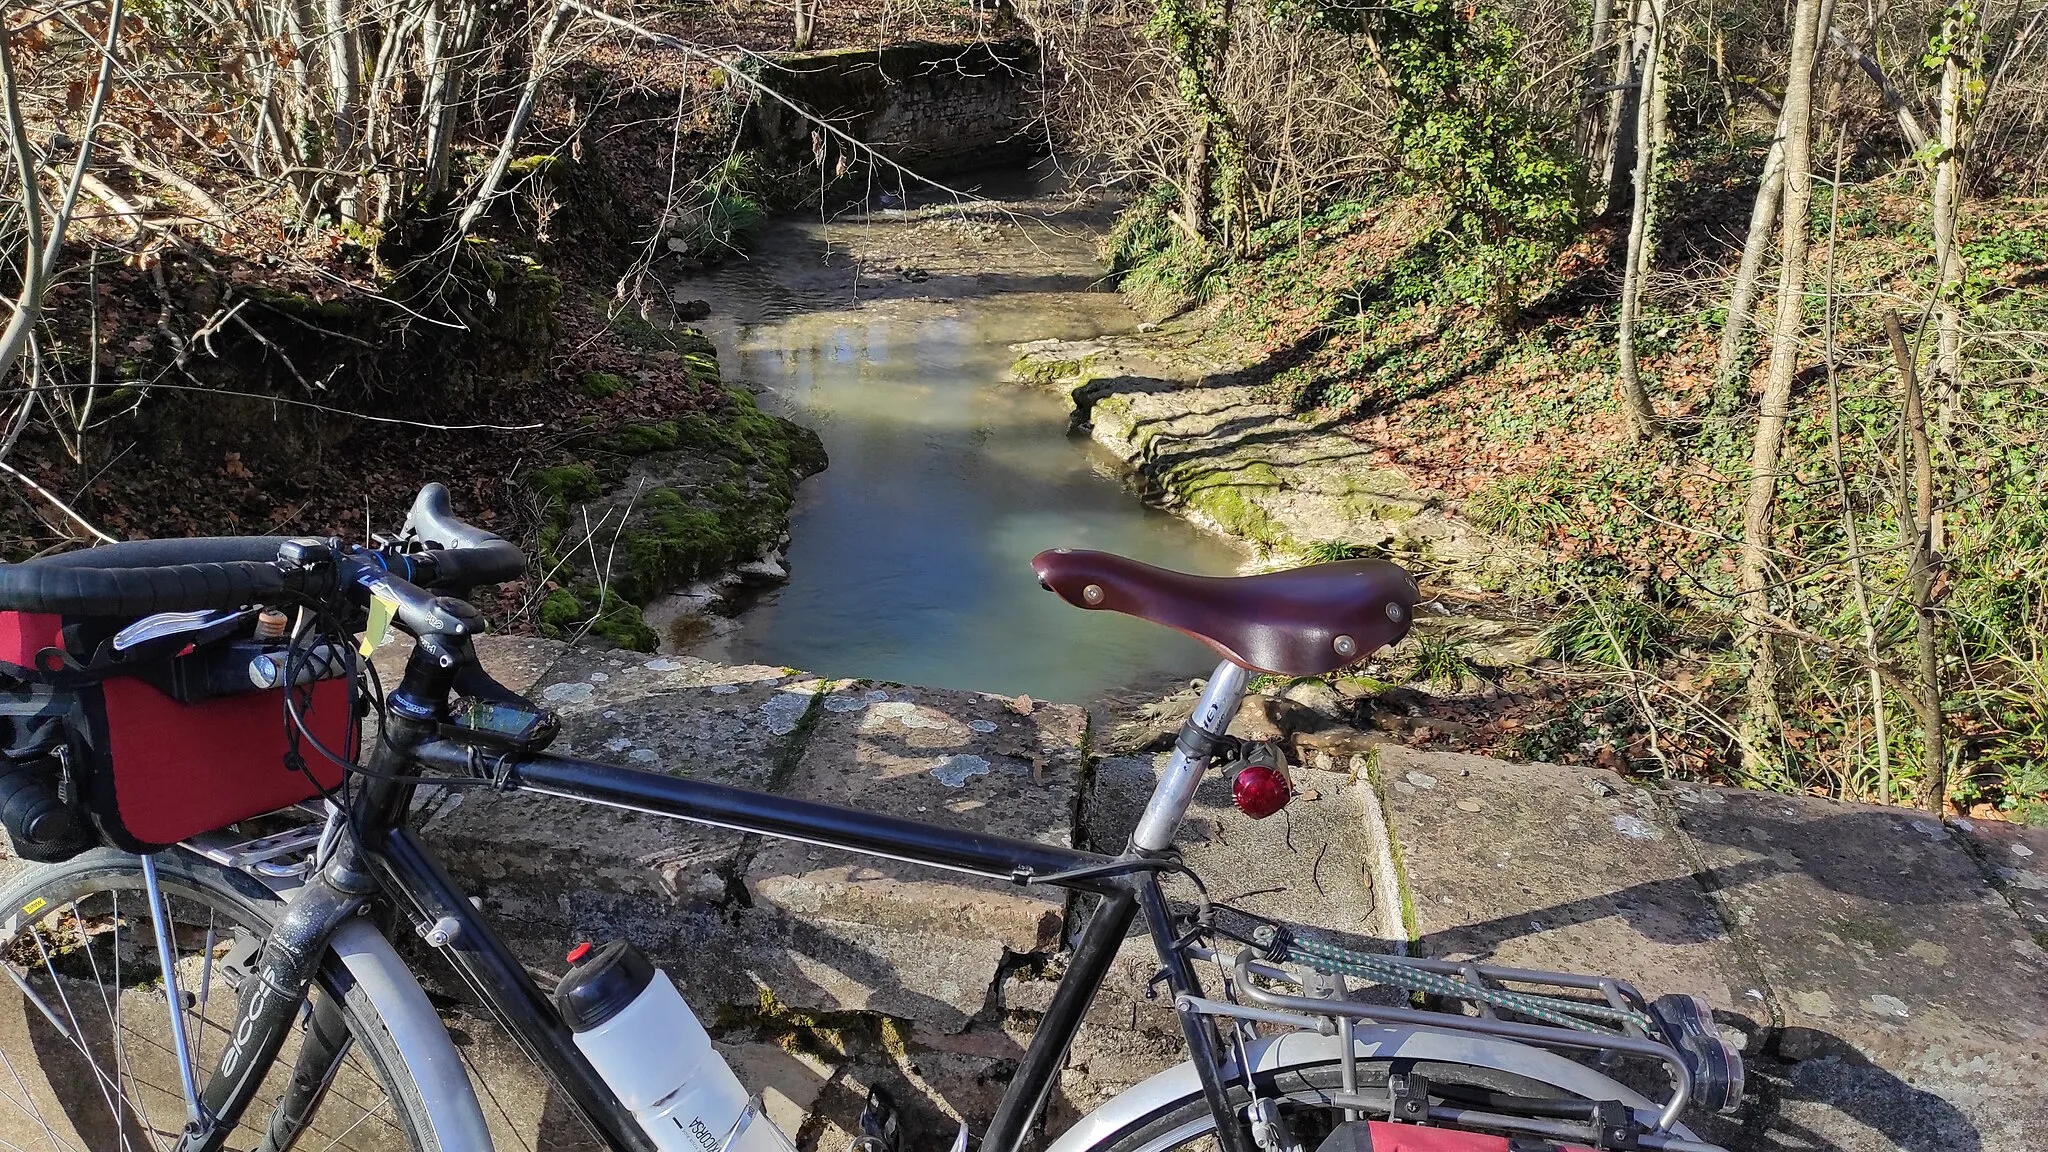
680 180 1245 703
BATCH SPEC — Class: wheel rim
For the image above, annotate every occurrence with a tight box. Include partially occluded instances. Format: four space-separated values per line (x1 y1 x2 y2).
0 870 415 1151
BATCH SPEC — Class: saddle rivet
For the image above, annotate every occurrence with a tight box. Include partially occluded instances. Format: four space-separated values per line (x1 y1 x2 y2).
1387 603 1405 623
1082 584 1105 605
1332 634 1357 657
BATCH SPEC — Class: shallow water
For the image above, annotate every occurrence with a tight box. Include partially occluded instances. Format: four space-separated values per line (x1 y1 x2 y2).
684 191 1244 703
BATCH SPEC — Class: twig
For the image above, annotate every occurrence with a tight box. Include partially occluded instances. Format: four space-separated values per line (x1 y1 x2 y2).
0 460 117 543
0 379 545 432
118 146 232 226
1821 135 1891 804
457 2 576 235
229 311 319 393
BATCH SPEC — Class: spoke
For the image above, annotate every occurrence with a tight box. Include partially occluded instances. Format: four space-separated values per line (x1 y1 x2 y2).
460 1040 538 1152
307 1089 392 1152
31 910 141 1152
192 921 217 1079
67 896 142 1151
107 890 162 1152
0 1014 83 1152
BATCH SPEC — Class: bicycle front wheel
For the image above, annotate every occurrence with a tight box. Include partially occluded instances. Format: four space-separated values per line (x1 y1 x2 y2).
0 847 438 1151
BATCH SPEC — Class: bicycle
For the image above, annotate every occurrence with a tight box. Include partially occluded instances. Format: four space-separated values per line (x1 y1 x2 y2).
0 483 1742 1152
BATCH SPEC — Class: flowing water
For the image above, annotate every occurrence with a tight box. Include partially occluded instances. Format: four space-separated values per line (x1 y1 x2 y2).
683 183 1244 703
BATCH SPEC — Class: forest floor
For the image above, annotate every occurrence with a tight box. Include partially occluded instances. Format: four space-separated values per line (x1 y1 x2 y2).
1033 138 2048 821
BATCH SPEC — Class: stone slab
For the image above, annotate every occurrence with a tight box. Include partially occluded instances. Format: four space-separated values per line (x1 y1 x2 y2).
1672 785 2048 1150
1951 815 2048 941
742 681 1084 1031
420 647 811 956
1374 746 1755 1022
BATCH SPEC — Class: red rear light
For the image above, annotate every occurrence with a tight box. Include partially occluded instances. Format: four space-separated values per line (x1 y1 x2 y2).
1232 764 1291 819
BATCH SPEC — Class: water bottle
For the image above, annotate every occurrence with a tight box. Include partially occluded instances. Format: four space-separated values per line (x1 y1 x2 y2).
554 940 799 1152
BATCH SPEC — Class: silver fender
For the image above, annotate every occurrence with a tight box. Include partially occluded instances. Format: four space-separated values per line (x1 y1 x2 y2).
329 918 496 1152
1046 1026 1694 1152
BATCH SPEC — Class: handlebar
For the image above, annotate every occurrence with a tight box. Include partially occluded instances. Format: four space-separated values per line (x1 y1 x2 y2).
0 483 525 618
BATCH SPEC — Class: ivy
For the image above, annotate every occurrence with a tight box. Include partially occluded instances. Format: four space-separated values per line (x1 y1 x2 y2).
1375 0 1580 323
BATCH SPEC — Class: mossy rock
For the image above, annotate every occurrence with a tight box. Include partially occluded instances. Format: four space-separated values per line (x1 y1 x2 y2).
1170 462 1287 545
611 422 682 455
581 371 630 399
529 464 603 505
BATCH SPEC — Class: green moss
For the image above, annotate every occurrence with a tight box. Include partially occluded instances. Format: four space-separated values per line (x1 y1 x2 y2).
611 487 741 603
507 153 560 178
581 371 629 399
537 583 659 651
1012 354 1091 386
528 464 602 504
1170 461 1287 545
610 422 681 455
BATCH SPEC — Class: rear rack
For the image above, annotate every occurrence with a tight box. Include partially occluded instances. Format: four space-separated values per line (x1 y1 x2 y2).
1177 937 1732 1152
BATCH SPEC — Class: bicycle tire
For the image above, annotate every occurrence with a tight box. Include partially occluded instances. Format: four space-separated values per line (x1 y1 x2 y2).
0 846 441 1152
1075 1059 1604 1152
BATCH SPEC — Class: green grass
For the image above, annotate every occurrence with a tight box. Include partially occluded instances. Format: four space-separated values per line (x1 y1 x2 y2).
1407 634 1476 690
1300 540 1379 563
1540 593 1676 666
1465 473 1573 543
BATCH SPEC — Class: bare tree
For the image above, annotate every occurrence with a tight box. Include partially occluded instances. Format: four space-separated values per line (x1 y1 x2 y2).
1613 0 1667 440
1707 102 1788 426
1576 0 1619 167
0 0 124 392
1736 0 1826 770
1882 311 1947 813
1709 0 1835 427
1928 0 1983 435
794 0 819 49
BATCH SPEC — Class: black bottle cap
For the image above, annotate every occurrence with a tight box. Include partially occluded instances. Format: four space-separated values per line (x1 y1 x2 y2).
553 939 656 1032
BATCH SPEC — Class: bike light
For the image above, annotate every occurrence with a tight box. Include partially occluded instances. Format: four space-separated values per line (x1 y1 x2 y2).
1232 764 1291 819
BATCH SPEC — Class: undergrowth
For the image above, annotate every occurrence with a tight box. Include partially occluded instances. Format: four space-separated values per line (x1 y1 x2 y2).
1102 157 2048 821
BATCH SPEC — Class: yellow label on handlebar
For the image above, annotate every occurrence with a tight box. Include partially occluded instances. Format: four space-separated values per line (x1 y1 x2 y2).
361 588 400 657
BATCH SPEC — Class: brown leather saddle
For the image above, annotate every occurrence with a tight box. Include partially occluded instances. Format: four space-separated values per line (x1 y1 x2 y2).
1032 549 1418 676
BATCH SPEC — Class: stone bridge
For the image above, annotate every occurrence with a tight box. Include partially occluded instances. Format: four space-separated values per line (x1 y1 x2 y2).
3 634 2044 1151
405 636 2047 1152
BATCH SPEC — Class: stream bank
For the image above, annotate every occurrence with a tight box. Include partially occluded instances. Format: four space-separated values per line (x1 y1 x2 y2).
657 175 1250 702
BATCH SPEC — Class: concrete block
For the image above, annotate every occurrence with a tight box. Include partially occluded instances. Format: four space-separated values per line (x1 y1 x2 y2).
1673 785 2048 1149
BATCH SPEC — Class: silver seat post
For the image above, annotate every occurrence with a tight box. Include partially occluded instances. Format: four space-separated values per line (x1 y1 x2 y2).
1131 660 1250 853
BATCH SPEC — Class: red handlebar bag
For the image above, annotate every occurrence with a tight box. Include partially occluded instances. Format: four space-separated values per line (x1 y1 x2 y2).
0 610 352 856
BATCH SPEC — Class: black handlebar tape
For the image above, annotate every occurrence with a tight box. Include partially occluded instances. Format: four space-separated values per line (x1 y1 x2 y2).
404 482 526 586
24 536 295 570
0 559 290 615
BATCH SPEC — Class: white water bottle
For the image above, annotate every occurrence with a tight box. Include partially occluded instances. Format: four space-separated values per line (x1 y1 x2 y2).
555 940 799 1152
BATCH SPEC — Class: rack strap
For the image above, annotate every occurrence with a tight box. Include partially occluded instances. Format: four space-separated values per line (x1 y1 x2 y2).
1251 926 1655 1034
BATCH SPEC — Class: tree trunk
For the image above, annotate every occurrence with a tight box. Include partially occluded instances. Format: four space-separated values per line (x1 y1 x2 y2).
794 0 817 50
1614 0 1665 440
1182 116 1212 243
1577 0 1618 166
1736 0 1825 772
1601 0 1647 216
1928 0 1980 441
1709 0 1834 427
421 0 483 199
323 0 363 222
1707 107 1786 424
1884 311 1944 813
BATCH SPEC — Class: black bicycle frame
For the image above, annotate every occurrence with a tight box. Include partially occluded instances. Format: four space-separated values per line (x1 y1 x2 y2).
199 633 1252 1152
